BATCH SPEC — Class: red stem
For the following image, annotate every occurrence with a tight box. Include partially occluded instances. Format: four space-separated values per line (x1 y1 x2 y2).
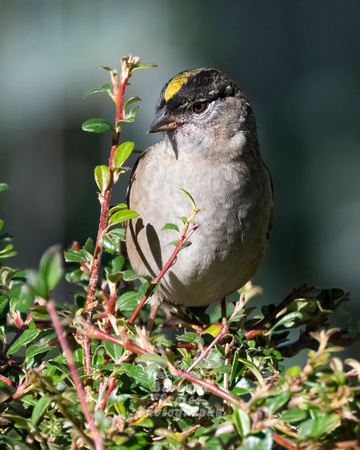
77 320 243 407
0 374 17 388
104 290 118 333
82 59 132 380
128 225 198 325
47 301 104 450
271 432 298 449
100 377 116 411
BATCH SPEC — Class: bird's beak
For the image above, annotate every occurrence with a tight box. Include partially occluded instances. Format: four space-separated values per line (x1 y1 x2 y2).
148 108 177 133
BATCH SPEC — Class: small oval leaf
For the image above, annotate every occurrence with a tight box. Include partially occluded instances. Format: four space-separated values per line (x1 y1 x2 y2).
82 118 113 133
114 142 134 169
7 329 42 354
161 223 179 232
94 165 111 195
123 96 141 110
0 183 9 192
270 311 303 333
84 84 111 99
180 188 196 209
237 358 263 385
31 395 52 426
233 408 251 438
109 209 139 226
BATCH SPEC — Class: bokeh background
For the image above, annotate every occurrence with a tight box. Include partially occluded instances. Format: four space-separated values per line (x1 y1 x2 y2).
1 1 360 359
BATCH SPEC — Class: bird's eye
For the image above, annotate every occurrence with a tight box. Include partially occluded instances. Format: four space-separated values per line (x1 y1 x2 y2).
193 101 208 114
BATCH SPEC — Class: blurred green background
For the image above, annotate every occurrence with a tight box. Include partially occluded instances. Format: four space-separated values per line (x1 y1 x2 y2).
1 1 359 357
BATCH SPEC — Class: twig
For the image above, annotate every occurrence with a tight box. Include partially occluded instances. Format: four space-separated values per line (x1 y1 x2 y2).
127 215 199 326
0 374 17 388
185 326 227 376
100 376 117 411
272 431 298 449
47 301 104 450
82 56 136 380
245 283 311 337
153 424 201 442
76 318 243 408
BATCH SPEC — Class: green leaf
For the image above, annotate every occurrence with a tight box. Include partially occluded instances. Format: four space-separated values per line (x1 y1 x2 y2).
84 84 111 99
31 395 52 426
298 413 340 438
103 235 117 254
99 65 112 71
285 366 301 377
0 219 4 231
266 389 291 415
0 183 9 192
7 329 42 354
12 286 33 313
26 269 47 300
64 248 91 263
39 245 63 292
109 209 139 226
0 244 15 256
203 323 223 337
298 419 315 439
114 142 134 169
0 435 34 449
82 118 113 133
109 203 127 215
132 62 157 71
108 255 125 273
177 332 199 343
180 188 197 209
26 343 55 364
115 291 138 311
94 165 111 195
312 413 340 436
116 107 139 127
107 228 125 244
123 363 157 392
105 255 125 283
103 230 125 254
123 96 141 110
232 378 251 396
0 296 9 317
104 339 123 361
280 407 307 423
161 223 179 232
233 408 251 438
243 430 273 450
122 270 142 282
237 358 263 385
177 216 188 225
270 311 303 333
136 353 167 366
1 413 31 430
83 237 94 254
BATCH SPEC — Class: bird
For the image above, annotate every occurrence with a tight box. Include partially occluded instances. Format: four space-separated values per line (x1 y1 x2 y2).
125 67 273 315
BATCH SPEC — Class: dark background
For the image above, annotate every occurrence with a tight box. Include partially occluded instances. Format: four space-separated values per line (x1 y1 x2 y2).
1 1 359 359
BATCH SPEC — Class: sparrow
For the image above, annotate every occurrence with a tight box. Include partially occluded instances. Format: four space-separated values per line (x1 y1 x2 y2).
125 68 273 309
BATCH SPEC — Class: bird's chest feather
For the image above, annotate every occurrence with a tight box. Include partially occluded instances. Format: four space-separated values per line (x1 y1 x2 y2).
133 151 264 262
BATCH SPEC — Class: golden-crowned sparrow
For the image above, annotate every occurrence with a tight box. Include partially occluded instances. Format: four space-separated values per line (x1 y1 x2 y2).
126 68 273 307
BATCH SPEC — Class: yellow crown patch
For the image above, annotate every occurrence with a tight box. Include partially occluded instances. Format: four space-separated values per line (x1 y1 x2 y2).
164 71 192 102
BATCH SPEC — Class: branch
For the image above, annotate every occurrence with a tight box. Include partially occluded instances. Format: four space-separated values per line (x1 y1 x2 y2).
82 56 136 379
47 301 104 450
127 211 199 326
76 318 243 408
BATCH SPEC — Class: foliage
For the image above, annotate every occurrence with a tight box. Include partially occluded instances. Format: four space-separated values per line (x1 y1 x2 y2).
0 55 359 450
